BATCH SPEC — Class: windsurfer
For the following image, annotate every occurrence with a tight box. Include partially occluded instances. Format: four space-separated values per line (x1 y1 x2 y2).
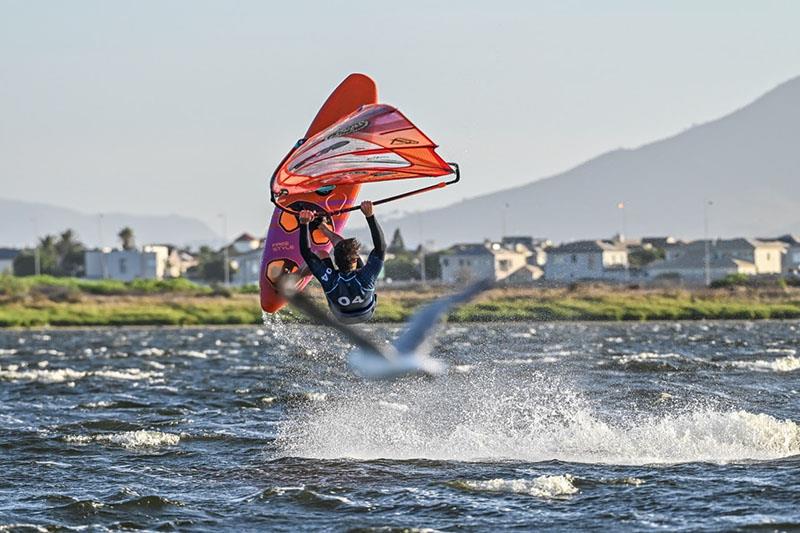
297 201 385 324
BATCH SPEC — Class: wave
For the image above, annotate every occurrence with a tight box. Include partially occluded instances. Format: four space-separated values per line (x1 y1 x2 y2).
64 430 180 449
0 364 161 383
730 355 800 373
276 370 800 465
450 475 578 498
248 486 364 510
0 365 86 383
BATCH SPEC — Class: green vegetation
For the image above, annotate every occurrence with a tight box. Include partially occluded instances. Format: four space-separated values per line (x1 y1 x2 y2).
14 230 86 277
0 275 214 298
1 276 800 327
628 246 665 268
187 245 237 283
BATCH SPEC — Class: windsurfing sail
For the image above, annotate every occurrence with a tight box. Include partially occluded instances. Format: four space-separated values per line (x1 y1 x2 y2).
270 104 458 215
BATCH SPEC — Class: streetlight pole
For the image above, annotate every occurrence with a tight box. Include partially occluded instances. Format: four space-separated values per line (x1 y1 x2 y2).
617 201 626 243
703 200 713 287
219 213 229 286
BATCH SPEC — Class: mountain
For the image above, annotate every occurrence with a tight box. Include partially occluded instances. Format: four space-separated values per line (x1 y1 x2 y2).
0 197 219 248
368 75 800 247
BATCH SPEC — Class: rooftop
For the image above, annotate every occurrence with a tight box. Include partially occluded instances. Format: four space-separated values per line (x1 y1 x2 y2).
648 253 756 271
683 238 787 250
0 248 20 260
548 240 627 253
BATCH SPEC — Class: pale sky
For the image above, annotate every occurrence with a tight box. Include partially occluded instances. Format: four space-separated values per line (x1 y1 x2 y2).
2 0 799 236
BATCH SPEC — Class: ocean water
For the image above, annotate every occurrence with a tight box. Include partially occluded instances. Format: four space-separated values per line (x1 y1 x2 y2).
1 320 799 531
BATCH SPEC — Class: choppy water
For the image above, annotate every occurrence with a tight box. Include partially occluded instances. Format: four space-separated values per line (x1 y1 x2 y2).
1 320 799 531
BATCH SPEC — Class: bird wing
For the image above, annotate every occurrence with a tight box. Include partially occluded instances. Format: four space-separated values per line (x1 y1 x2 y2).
392 278 494 356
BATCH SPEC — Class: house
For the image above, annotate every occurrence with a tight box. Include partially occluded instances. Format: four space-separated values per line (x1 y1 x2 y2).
646 238 787 284
84 245 171 281
152 245 197 278
502 236 550 266
544 240 629 282
231 245 264 286
647 254 757 284
771 235 800 275
229 233 262 255
502 264 544 285
165 248 198 278
226 233 265 286
439 241 530 283
0 248 20 275
641 237 677 249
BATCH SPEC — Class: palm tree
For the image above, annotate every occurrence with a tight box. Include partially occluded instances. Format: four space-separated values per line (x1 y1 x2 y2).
55 229 85 276
388 228 407 255
118 227 135 250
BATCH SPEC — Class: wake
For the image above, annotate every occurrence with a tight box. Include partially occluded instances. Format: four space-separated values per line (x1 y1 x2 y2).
275 367 800 465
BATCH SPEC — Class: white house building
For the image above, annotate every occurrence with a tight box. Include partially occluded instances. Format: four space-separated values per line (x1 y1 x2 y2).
0 249 19 275
646 238 786 284
544 240 629 282
773 235 800 275
84 246 171 281
439 241 531 283
231 246 264 286
228 233 264 286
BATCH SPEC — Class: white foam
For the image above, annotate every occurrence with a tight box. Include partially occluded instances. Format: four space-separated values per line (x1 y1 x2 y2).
0 365 160 383
64 430 180 448
304 392 327 402
0 366 86 383
63 435 93 444
458 475 578 498
93 368 161 381
0 348 18 355
378 400 410 412
276 371 800 465
102 430 180 448
178 350 208 358
611 352 683 365
81 400 114 408
731 355 800 373
34 349 64 356
134 347 166 357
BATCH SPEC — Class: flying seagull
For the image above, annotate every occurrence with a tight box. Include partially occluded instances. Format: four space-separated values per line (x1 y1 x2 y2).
277 277 494 379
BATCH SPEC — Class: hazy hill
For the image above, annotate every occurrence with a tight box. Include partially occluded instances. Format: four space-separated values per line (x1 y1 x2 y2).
371 75 800 247
0 197 219 248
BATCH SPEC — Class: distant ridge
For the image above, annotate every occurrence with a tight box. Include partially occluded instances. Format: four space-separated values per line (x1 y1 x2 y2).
0 197 219 248
371 75 800 247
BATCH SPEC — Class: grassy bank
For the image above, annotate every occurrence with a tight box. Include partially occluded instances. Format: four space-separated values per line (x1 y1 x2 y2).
2 276 800 327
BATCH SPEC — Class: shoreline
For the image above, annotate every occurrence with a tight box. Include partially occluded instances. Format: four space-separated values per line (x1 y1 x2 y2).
1 317 800 332
2 282 800 327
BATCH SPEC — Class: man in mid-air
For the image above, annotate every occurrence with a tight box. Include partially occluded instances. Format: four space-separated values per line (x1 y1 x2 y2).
297 201 385 324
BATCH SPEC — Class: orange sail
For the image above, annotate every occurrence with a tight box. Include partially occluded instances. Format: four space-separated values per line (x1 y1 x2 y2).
271 104 455 212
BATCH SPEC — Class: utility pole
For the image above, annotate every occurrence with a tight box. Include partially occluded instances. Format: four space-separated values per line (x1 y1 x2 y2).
219 213 230 286
98 213 108 279
31 217 41 276
419 244 426 285
703 199 713 287
417 211 425 284
501 202 510 239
